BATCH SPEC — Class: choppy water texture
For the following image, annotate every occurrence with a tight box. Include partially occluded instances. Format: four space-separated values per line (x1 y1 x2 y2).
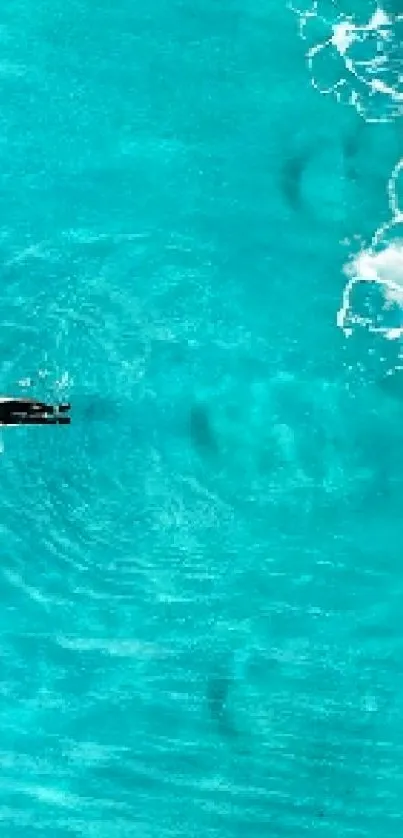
1 1 403 836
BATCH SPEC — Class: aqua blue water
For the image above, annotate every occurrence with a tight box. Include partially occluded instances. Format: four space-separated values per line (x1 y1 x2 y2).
1 1 403 835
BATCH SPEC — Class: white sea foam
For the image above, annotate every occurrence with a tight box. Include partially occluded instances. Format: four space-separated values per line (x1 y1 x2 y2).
337 235 403 339
291 2 403 122
291 2 403 352
337 158 403 342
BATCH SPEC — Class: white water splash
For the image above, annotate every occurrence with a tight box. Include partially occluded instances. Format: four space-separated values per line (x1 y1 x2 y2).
292 2 403 122
337 153 403 341
292 2 403 353
337 237 403 340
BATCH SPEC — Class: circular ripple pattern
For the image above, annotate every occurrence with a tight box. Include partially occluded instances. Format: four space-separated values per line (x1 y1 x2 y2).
2 226 262 634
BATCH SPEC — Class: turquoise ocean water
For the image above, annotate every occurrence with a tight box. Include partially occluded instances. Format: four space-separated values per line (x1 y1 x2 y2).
1 0 403 835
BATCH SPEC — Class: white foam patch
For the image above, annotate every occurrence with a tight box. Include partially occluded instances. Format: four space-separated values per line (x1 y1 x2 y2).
291 5 403 353
337 142 403 340
337 225 403 340
291 2 403 122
